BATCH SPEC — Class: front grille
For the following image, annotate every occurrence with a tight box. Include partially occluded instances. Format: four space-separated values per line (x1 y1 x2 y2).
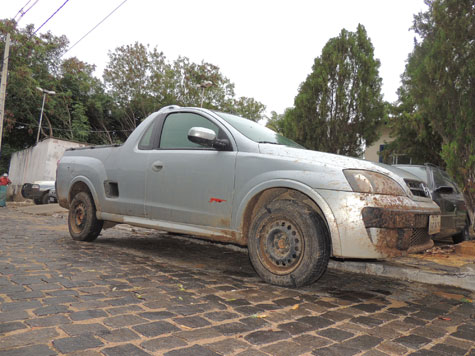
404 179 429 197
396 227 431 251
409 228 430 247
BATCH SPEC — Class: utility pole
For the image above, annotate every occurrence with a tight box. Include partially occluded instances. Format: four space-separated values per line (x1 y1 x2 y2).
0 33 11 154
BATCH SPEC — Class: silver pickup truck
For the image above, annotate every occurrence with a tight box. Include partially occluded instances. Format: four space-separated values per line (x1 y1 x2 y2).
57 105 440 287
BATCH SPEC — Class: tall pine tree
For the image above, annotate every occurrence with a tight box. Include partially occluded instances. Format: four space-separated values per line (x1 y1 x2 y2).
388 0 475 222
283 24 385 157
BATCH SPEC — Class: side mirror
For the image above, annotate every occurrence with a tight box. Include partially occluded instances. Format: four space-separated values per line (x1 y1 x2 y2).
434 185 454 194
188 127 216 147
188 127 229 150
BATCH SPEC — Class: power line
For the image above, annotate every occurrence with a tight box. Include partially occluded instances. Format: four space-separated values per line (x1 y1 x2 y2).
5 0 129 66
14 0 31 21
14 0 33 21
14 0 40 23
0 0 38 69
3 0 134 140
48 1 130 126
33 0 70 35
62 0 129 56
3 0 65 65
0 0 68 70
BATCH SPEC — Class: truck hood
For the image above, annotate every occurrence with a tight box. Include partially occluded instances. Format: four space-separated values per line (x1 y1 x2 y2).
33 180 55 187
258 144 423 197
259 144 391 174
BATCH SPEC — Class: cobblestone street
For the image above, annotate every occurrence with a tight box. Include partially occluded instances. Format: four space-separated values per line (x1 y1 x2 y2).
0 207 474 356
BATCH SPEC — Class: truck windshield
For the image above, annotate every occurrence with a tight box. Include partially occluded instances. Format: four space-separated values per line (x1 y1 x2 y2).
215 112 304 149
396 166 428 183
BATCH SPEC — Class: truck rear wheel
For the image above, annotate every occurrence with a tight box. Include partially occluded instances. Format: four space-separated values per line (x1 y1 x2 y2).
248 199 330 287
68 192 103 241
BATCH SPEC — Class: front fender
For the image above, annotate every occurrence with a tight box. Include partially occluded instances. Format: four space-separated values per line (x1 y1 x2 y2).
233 179 342 256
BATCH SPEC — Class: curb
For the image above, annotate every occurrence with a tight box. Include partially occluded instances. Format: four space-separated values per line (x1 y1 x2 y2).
329 259 475 292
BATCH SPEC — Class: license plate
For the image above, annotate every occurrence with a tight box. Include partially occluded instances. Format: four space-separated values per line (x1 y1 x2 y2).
428 215 441 235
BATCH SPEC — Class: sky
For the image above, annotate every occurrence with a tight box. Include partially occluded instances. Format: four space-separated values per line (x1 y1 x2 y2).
3 0 428 116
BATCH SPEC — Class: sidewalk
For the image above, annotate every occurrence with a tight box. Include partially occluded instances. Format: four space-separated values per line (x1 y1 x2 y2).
330 243 475 292
11 203 475 292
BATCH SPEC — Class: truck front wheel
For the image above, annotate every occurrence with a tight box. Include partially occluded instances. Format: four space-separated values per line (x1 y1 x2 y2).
248 199 330 287
68 192 103 241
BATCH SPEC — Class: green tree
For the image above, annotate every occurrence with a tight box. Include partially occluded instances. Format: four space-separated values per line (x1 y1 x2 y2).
0 22 266 173
0 19 121 174
103 42 157 131
397 0 475 219
0 19 69 171
227 97 266 122
383 84 444 166
69 102 89 141
266 110 291 133
283 24 385 156
169 56 234 109
103 42 266 127
58 58 118 143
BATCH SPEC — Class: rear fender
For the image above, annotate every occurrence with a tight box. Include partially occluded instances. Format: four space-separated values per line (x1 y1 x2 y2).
69 176 101 213
59 155 108 211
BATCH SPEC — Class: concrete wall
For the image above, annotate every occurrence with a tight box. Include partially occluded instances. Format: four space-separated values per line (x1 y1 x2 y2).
7 138 87 200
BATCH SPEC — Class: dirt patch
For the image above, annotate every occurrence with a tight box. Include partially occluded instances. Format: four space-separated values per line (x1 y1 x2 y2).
410 244 475 267
455 241 475 256
433 291 472 302
26 224 69 232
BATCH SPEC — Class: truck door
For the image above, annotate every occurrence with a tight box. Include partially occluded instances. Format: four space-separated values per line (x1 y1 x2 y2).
145 112 236 229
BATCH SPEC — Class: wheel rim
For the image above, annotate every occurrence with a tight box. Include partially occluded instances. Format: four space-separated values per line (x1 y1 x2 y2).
71 202 86 233
257 217 304 275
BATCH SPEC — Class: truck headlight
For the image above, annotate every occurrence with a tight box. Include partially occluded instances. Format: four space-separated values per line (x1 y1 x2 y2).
343 169 406 196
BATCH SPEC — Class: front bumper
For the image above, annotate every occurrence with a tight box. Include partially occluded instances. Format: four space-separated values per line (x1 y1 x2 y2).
317 190 440 259
361 207 435 256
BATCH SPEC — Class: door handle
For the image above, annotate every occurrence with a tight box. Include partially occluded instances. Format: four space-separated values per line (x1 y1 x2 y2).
151 160 163 172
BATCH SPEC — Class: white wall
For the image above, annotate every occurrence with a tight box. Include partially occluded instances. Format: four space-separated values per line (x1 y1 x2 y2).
7 138 87 199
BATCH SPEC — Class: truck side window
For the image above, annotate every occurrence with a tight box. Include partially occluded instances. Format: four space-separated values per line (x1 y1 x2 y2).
138 121 155 150
160 112 220 149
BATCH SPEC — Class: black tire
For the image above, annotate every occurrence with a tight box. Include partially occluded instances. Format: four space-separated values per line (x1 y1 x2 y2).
452 217 472 244
33 198 42 205
68 192 103 242
248 199 330 287
21 183 32 199
41 192 50 205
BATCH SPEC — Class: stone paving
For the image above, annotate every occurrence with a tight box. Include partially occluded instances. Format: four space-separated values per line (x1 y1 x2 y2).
0 207 474 356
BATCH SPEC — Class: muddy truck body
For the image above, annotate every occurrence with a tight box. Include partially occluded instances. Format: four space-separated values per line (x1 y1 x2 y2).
56 106 441 287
